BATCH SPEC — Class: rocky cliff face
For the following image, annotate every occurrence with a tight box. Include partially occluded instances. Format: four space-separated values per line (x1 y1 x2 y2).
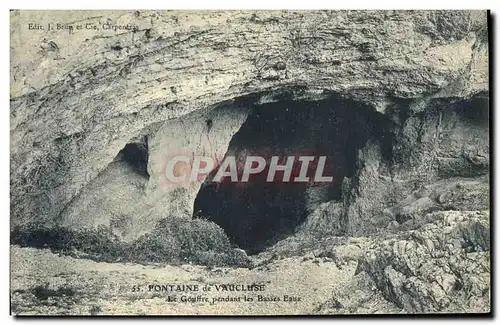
10 10 490 314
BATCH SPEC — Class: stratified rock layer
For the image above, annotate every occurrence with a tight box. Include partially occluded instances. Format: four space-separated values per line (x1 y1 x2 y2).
10 10 490 314
10 10 488 232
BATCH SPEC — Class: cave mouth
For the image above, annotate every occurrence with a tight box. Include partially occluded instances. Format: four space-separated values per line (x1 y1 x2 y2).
193 96 391 254
116 137 150 178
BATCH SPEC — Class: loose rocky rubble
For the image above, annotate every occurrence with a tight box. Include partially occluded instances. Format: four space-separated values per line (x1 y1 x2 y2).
10 10 490 315
359 209 490 313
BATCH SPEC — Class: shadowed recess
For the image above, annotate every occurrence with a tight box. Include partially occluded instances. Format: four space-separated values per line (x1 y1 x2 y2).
193 96 393 254
115 137 149 178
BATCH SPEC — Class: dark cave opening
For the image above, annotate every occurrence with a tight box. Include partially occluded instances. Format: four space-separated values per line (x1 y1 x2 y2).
454 94 489 126
116 137 150 178
193 96 392 254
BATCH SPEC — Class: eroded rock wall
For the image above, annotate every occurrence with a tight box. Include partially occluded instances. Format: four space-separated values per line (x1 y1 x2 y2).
57 103 249 239
9 9 490 314
10 10 488 233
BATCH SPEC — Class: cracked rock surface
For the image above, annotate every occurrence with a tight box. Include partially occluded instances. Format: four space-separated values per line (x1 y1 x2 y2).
10 10 490 315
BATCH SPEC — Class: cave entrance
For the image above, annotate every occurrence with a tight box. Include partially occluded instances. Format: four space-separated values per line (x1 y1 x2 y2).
193 96 389 254
115 136 150 178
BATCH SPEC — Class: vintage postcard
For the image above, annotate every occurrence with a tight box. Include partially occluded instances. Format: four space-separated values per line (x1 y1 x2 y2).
10 10 490 316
